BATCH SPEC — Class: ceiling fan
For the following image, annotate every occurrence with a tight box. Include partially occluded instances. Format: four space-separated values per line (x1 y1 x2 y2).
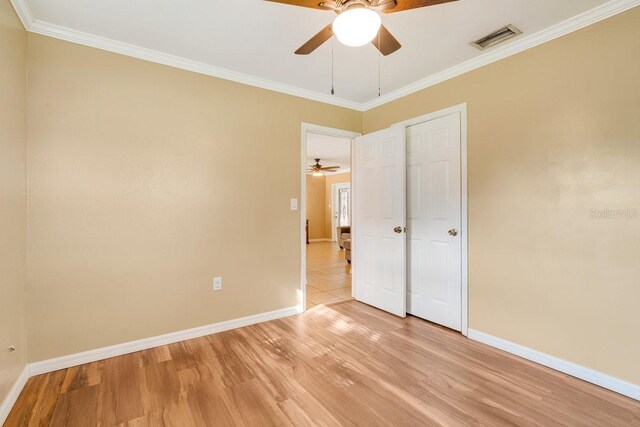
265 0 458 56
308 158 341 176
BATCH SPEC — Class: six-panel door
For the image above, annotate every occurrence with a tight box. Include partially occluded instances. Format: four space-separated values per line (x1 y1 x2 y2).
353 125 407 317
406 112 462 331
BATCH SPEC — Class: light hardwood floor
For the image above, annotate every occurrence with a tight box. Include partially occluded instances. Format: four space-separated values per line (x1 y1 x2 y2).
6 300 640 426
306 242 352 308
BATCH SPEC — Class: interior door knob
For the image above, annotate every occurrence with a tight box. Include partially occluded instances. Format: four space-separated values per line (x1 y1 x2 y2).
394 226 402 234
448 228 458 237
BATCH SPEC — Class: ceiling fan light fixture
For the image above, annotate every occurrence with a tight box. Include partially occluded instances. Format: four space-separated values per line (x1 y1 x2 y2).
312 171 324 177
333 8 382 47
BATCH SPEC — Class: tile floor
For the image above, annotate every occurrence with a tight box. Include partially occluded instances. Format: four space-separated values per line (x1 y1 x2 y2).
306 241 352 308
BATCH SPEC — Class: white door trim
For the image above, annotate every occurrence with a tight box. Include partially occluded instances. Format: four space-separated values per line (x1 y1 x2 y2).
397 103 469 336
331 182 351 242
301 123 360 311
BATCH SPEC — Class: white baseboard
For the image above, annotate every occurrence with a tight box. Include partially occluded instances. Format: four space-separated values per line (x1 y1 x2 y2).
308 238 333 243
0 365 30 425
1 305 302 420
468 329 640 401
7 314 636 424
29 305 302 376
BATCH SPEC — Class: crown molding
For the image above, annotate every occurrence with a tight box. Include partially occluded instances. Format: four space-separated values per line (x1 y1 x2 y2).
9 0 639 112
9 0 34 28
11 3 362 112
361 0 640 110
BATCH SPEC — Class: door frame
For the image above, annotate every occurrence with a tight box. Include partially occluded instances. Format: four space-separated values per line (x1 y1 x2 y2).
351 103 468 336
300 123 360 312
331 182 351 241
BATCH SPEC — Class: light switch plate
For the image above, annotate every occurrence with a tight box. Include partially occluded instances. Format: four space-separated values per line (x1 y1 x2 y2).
290 198 298 210
213 277 222 291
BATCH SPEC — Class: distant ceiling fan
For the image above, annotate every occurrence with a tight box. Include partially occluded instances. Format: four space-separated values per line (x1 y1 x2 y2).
308 158 340 176
265 0 458 56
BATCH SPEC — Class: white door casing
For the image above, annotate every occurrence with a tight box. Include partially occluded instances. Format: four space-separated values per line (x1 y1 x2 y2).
353 125 407 317
301 123 360 312
406 112 462 331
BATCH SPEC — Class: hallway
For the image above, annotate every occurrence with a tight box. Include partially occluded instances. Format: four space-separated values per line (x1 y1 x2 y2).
306 242 352 308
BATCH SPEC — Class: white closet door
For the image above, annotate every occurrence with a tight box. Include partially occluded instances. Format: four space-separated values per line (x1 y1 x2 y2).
353 125 407 317
406 112 462 331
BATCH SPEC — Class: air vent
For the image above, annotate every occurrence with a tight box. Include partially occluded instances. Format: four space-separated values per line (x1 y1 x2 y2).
471 24 522 50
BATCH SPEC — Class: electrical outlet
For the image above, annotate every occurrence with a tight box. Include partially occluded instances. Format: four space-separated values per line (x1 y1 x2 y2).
213 277 222 291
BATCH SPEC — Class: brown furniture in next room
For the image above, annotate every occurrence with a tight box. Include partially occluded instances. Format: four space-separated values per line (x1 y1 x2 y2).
337 226 350 249
343 239 351 264
337 226 351 264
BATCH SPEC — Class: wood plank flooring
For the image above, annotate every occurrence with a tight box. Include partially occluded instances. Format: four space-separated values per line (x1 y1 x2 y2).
6 301 639 426
306 242 352 308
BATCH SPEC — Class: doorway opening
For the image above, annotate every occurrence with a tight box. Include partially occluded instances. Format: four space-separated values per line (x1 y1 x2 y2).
300 124 360 311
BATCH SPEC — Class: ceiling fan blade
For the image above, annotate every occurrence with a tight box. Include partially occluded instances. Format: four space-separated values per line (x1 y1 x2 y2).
295 23 333 55
371 25 401 56
264 0 336 11
372 0 398 11
321 166 340 170
382 0 458 13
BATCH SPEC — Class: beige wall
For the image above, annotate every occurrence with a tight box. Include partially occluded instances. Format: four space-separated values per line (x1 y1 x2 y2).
364 8 640 384
0 0 27 405
26 34 361 361
306 175 327 240
306 172 352 240
4 1 637 390
324 172 351 238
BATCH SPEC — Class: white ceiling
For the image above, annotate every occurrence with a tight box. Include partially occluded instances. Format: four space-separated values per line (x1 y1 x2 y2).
20 0 617 104
307 133 351 173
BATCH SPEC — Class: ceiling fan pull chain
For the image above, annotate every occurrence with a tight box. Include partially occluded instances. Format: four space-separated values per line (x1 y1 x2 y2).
376 28 381 97
331 35 335 95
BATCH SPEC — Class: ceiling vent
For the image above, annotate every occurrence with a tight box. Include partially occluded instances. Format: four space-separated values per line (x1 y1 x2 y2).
471 24 522 50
